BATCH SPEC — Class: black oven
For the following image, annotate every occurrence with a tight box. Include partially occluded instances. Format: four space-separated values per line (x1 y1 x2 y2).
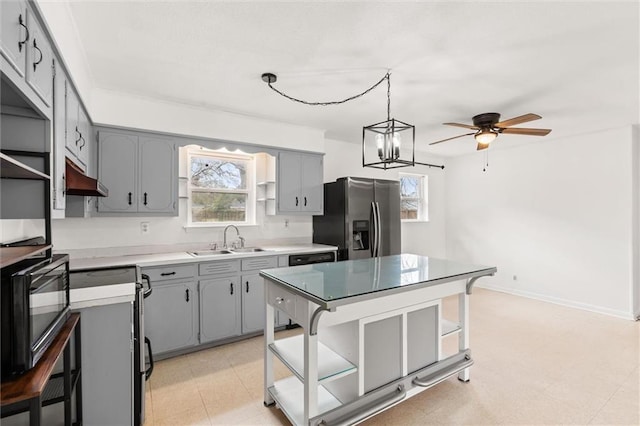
1 254 70 379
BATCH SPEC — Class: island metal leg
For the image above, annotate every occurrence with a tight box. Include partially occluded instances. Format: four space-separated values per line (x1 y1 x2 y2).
264 299 275 406
458 291 470 381
303 301 319 423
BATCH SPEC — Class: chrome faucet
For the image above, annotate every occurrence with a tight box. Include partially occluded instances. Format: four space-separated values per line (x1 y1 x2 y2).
223 225 245 249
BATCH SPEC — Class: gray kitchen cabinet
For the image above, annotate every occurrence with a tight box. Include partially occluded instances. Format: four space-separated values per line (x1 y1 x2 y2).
0 0 53 117
52 62 67 212
25 8 53 107
97 130 178 215
98 131 138 212
277 151 323 214
1 0 28 78
65 87 90 171
145 279 199 354
241 273 265 334
74 302 134 426
199 276 242 343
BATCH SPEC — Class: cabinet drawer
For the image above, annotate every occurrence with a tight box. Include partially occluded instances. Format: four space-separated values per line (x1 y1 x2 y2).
267 284 297 319
143 264 196 282
199 259 240 276
241 256 277 271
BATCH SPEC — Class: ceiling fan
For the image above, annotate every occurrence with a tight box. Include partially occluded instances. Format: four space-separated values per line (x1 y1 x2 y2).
429 112 552 151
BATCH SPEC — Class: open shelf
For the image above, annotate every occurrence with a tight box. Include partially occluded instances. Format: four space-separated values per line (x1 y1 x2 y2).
0 245 52 269
0 153 50 180
441 319 461 337
269 335 357 384
257 180 275 186
268 376 342 426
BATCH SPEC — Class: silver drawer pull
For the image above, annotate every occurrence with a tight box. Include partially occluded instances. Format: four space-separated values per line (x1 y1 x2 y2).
275 297 284 304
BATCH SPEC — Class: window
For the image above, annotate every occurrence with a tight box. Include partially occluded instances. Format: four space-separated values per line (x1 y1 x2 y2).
399 173 427 221
188 149 255 225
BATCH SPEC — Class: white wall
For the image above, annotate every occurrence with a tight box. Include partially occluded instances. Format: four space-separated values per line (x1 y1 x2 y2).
89 89 324 154
445 126 635 319
323 138 448 257
36 1 94 110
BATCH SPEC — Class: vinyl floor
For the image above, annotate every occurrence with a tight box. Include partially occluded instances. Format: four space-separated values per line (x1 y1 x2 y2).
145 288 639 425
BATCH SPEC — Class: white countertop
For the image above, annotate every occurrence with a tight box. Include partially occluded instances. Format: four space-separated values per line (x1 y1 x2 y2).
69 243 337 270
70 283 136 310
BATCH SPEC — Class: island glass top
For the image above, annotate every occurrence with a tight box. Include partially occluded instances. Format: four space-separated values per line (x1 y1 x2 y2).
260 254 496 306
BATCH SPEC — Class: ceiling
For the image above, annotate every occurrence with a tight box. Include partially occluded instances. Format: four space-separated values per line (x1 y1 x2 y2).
64 1 639 157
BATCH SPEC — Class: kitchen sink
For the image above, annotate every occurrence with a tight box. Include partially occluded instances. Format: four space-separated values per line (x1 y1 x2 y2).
229 247 267 253
187 249 234 256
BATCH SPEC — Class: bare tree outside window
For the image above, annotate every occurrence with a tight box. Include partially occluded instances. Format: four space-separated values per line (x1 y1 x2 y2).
399 174 427 221
189 153 254 224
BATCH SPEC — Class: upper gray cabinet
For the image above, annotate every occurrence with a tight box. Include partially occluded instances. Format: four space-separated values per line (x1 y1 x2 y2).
65 87 89 171
0 1 54 114
25 8 53 107
97 130 178 215
277 151 323 215
1 0 28 78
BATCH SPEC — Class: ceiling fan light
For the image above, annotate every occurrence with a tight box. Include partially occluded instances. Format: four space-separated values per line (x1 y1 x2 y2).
475 129 497 145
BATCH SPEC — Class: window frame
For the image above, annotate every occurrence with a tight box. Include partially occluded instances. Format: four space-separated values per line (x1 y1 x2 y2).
399 173 428 222
187 148 256 227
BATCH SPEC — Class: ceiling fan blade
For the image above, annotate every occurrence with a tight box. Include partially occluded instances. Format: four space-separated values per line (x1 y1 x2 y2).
429 132 476 145
494 113 541 128
500 127 551 136
443 122 479 130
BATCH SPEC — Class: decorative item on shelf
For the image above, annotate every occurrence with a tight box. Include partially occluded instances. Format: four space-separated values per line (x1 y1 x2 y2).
260 72 444 171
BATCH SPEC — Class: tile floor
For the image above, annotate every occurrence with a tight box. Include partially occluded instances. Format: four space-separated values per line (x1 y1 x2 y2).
144 288 639 425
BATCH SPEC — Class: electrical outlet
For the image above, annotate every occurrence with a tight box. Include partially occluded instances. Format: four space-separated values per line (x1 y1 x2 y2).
141 222 150 234
284 219 289 228
513 275 517 281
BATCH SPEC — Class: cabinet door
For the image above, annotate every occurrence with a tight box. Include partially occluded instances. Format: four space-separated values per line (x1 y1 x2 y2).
241 274 265 334
52 65 67 211
65 87 80 163
300 154 323 213
199 277 241 343
97 132 138 212
0 0 27 77
76 107 91 171
145 280 198 354
25 9 53 107
138 137 177 214
277 152 302 212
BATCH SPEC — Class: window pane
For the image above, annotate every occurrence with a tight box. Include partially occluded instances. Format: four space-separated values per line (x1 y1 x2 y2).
401 200 419 220
191 192 247 222
191 156 247 190
400 176 419 198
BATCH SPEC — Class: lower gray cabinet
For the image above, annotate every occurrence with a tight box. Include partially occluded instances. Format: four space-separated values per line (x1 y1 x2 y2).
145 279 198 354
75 302 133 426
199 276 242 343
241 273 265 334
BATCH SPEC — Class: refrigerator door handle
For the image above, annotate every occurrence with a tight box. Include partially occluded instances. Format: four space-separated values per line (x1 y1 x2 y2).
371 202 378 257
375 201 382 257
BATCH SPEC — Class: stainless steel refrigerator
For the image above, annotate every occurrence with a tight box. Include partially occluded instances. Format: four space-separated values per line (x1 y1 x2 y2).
313 177 401 261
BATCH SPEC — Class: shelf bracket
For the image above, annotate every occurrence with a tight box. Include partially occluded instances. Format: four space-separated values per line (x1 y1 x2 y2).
465 272 495 294
310 307 331 336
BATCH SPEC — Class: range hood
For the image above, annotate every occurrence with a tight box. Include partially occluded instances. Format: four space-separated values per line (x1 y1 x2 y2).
65 158 109 197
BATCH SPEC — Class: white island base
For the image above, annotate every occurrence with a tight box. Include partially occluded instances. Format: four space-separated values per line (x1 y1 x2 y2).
261 255 495 426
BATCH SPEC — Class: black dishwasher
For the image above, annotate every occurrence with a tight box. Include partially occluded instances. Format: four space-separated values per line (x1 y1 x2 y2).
288 251 335 266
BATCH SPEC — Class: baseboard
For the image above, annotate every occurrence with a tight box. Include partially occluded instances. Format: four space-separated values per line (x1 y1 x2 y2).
476 283 636 321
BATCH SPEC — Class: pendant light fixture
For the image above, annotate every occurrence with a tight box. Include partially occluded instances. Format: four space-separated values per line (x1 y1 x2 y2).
362 73 416 169
261 71 444 170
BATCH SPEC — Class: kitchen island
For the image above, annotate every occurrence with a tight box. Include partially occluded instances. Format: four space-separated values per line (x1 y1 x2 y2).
260 254 496 426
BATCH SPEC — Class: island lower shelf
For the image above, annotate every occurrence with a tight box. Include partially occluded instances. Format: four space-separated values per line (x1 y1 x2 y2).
268 376 342 426
269 335 357 384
